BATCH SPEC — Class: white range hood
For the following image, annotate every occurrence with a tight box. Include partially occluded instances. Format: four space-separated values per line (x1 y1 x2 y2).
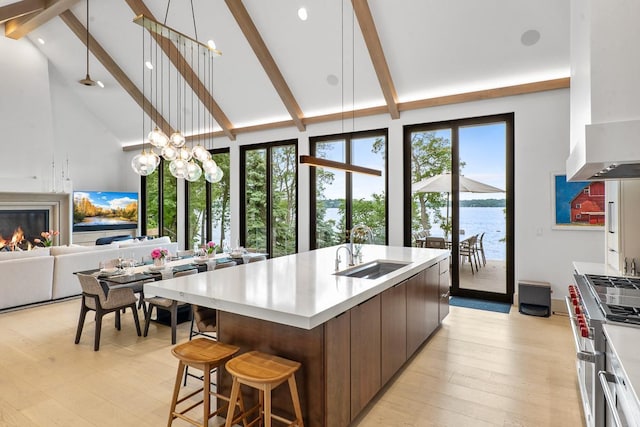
566 0 640 181
566 119 640 180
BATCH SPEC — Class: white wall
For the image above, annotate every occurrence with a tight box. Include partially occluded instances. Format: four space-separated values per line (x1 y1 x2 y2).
0 36 601 300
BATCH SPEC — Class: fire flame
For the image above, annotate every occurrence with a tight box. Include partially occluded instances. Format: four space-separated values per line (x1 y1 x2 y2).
0 227 30 251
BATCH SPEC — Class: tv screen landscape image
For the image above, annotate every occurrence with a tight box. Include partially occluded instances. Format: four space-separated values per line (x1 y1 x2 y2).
73 191 138 232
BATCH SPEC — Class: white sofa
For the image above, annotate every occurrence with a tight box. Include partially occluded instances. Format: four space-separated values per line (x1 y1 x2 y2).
0 237 179 310
0 248 54 310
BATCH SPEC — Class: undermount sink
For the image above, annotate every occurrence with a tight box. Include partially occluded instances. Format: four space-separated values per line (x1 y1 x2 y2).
334 260 410 280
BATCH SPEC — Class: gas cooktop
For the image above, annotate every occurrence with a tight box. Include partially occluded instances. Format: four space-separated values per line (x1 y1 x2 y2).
585 274 640 325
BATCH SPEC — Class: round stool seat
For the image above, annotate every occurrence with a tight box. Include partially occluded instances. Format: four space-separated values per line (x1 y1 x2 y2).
226 350 301 384
172 338 239 365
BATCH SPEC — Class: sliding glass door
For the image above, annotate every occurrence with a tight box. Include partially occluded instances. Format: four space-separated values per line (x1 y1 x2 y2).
404 114 513 302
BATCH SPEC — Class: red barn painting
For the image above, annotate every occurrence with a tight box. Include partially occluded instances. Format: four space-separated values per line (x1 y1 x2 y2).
570 181 605 225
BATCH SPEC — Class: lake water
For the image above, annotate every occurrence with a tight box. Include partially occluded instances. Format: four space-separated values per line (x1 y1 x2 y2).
324 206 506 261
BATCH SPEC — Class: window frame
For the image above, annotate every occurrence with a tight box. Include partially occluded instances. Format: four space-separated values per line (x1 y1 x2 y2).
309 128 389 249
183 147 231 249
239 139 299 257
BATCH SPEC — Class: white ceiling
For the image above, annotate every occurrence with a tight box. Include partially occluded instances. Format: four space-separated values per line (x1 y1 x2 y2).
3 0 570 145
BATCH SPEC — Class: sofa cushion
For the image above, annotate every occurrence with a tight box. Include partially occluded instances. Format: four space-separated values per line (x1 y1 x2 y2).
117 236 171 248
0 247 51 261
0 256 54 310
50 244 115 256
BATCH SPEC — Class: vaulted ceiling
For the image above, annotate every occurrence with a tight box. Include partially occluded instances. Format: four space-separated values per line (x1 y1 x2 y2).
0 0 570 147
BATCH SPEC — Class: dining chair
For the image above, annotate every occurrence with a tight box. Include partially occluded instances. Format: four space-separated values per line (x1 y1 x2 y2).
74 273 142 351
459 235 479 274
476 232 486 266
143 268 196 344
425 237 447 249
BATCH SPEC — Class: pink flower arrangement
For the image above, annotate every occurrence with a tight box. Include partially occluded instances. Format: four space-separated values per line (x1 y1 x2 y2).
34 230 60 247
206 241 216 255
151 247 169 260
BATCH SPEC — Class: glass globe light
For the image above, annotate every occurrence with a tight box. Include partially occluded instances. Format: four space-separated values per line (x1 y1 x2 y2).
149 150 161 168
161 144 178 161
192 145 211 162
131 150 158 176
169 131 186 147
184 161 202 182
169 159 188 179
205 165 224 183
148 127 169 148
201 158 218 172
177 146 193 162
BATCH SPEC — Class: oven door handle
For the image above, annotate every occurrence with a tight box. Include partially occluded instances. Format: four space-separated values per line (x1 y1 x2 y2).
564 296 601 363
598 371 624 427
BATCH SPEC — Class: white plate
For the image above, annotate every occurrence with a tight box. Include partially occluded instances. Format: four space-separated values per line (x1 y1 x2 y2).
99 268 119 276
193 257 209 264
147 265 167 272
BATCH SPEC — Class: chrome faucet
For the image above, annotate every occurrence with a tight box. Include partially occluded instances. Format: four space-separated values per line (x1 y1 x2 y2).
335 245 354 271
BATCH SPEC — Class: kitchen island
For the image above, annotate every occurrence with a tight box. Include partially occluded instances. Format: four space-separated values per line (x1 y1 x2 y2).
145 245 450 426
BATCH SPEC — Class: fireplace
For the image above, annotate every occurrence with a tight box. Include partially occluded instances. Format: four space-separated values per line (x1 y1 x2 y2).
0 192 71 247
0 210 50 250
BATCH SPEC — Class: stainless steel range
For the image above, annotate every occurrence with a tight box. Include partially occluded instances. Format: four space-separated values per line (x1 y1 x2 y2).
568 273 640 427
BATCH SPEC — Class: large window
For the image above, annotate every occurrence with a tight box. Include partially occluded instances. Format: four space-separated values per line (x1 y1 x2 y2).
240 141 297 257
185 150 231 250
142 160 177 240
310 129 388 249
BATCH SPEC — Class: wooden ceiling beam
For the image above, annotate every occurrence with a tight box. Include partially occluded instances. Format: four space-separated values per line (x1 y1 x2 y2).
351 0 400 119
59 10 174 137
224 0 306 132
0 0 45 25
5 0 80 39
124 0 236 141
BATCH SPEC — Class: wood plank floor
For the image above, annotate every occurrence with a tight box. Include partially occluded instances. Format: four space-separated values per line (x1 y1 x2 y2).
0 299 583 426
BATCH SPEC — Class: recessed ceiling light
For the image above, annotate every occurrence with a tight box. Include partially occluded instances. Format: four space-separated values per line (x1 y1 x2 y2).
298 7 308 21
521 29 541 46
145 61 153 70
96 80 104 88
326 74 339 86
37 38 45 45
207 40 216 50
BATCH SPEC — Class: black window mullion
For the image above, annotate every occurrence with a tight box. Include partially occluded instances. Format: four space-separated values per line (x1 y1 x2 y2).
266 146 273 255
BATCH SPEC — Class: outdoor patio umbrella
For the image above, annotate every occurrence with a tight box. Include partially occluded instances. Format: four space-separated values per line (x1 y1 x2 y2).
411 172 504 231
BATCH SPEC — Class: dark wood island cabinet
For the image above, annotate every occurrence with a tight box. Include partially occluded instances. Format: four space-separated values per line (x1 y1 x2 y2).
145 245 449 427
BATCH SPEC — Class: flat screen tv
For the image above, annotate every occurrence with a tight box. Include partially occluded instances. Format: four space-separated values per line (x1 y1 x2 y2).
73 191 138 232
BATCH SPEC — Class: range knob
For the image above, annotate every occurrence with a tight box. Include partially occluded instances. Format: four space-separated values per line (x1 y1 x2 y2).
580 325 589 338
574 306 581 315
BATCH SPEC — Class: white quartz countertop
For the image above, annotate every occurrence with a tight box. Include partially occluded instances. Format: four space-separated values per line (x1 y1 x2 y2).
602 323 640 411
144 245 448 330
573 262 623 277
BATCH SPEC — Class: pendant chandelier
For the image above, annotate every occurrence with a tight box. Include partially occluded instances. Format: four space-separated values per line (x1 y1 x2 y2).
131 2 224 183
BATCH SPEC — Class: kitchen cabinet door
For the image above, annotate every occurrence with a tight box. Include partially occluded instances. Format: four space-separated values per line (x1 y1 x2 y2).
350 295 381 420
438 258 450 322
605 180 640 272
381 280 407 385
406 269 427 356
425 262 440 338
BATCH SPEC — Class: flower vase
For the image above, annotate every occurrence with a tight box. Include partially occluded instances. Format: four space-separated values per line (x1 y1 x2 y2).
154 258 165 268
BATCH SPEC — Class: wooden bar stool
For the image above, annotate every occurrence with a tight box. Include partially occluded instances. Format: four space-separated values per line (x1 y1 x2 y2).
224 351 304 427
168 338 246 427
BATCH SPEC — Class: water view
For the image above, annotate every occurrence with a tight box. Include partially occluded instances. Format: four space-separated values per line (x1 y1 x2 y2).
324 206 506 261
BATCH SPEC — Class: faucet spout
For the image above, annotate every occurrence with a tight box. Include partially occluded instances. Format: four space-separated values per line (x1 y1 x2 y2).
335 245 353 271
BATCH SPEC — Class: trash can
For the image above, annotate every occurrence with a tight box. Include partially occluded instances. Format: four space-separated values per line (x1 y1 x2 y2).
518 280 551 317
